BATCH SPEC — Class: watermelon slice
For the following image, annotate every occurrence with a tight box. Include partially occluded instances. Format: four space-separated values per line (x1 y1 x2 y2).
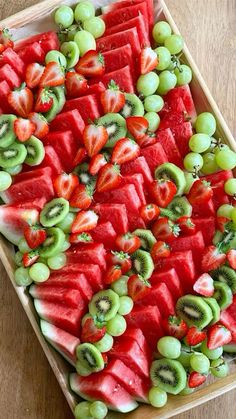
0 64 21 89
211 183 229 210
202 170 233 186
193 217 216 245
192 198 215 217
90 65 134 93
150 268 183 300
13 196 47 210
15 31 59 53
63 94 101 123
90 222 117 249
120 174 146 205
38 145 64 175
220 295 236 341
0 204 38 245
102 45 134 75
95 184 141 214
29 284 87 309
18 42 46 64
101 0 154 28
0 48 25 78
59 263 103 292
0 81 13 113
70 373 138 412
49 110 85 145
40 320 80 366
141 142 168 174
122 328 151 360
104 14 150 47
127 212 146 231
121 156 153 186
43 272 93 303
102 2 149 33
137 282 175 317
12 166 52 183
164 85 197 121
156 128 183 167
96 28 141 59
66 243 107 271
172 121 193 157
170 231 205 268
91 203 129 235
81 82 106 97
44 130 77 172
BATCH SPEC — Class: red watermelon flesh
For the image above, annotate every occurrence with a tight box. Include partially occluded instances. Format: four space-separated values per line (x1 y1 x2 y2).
210 183 230 210
164 85 197 120
29 284 87 309
50 110 85 145
0 48 25 78
90 65 134 93
104 14 150 47
202 170 233 186
172 121 193 157
0 81 13 113
150 268 183 300
66 243 107 271
0 64 21 89
14 31 59 53
70 373 138 412
13 196 47 210
81 82 106 97
90 222 117 249
102 45 134 75
171 231 205 269
95 184 141 214
192 198 215 217
221 296 236 341
102 0 153 28
128 212 146 231
193 217 216 245
121 156 153 186
63 94 101 123
96 28 141 59
38 145 65 175
122 327 151 361
120 174 146 205
40 320 79 366
141 142 168 174
137 282 175 317
160 96 187 118
13 166 52 183
44 272 93 303
91 203 129 235
102 3 149 33
44 130 77 172
59 263 103 292
202 170 233 210
156 128 183 167
18 42 45 64
0 204 38 245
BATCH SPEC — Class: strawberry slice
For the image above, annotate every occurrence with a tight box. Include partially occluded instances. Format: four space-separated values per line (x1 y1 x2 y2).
104 265 122 284
100 80 125 113
14 118 35 142
83 124 108 157
140 204 160 223
207 324 232 350
140 47 158 75
186 326 207 346
96 163 121 193
28 112 49 139
24 225 47 249
136 132 156 148
75 50 105 77
201 245 226 272
81 317 106 343
69 184 94 209
149 179 177 207
162 316 188 340
65 71 88 98
73 147 88 167
193 273 214 297
53 173 79 200
115 233 141 254
0 29 14 53
71 210 98 234
188 371 206 388
89 153 107 175
22 250 39 267
111 138 140 165
40 61 65 87
25 63 45 89
128 274 151 302
8 83 34 118
152 217 180 242
151 241 170 261
216 216 231 233
106 251 132 274
178 216 196 236
187 179 213 205
126 116 149 140
35 87 53 112
227 249 236 269
69 232 93 244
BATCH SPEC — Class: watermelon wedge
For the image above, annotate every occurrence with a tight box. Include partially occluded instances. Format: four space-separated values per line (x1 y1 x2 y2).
49 110 85 145
194 217 216 245
91 203 129 234
164 85 197 121
0 204 38 245
44 130 77 172
90 65 134 93
122 328 151 360
38 145 64 175
170 231 205 268
0 64 21 89
63 94 102 123
59 263 103 292
150 268 183 300
121 156 154 186
192 198 215 217
102 45 134 75
0 48 25 78
101 0 154 28
156 128 183 167
96 28 141 59
120 174 146 205
29 284 87 309
137 282 176 317
141 142 168 174
102 2 149 33
18 42 45 64
43 272 93 303
95 184 141 214
90 222 117 249
66 243 107 271
104 14 150 47
0 81 12 113
14 31 59 53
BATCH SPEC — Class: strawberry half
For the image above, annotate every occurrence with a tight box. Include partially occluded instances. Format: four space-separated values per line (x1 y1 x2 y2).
81 317 106 343
69 184 94 209
8 83 34 118
89 153 107 176
216 216 231 233
178 216 196 236
128 274 151 302
14 118 35 142
188 372 206 388
22 250 39 267
140 204 160 223
69 232 93 244
207 324 232 350
40 61 65 87
73 147 88 167
151 241 170 261
140 47 158 75
24 225 47 249
104 265 122 284
71 210 98 234
227 249 236 269
96 163 121 193
126 116 149 140
149 179 177 207
65 71 88 98
83 123 108 157
35 87 53 112
0 29 14 53
136 132 157 148
100 80 125 113
186 326 207 346
152 217 180 242
201 245 226 272
193 273 214 297
187 179 213 205
162 315 188 340
106 251 132 274
111 138 140 165
25 63 45 89
53 173 79 200
75 50 105 77
115 233 141 254
28 112 49 139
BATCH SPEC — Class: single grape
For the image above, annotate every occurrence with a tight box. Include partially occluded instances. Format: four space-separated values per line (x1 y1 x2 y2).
190 353 210 374
111 275 129 296
14 266 32 286
57 212 76 233
144 94 164 112
29 262 50 283
74 401 92 419
189 133 211 153
106 314 127 336
152 21 172 44
174 64 192 86
211 358 229 378
183 152 203 172
94 333 114 352
164 34 184 54
54 6 74 29
137 72 159 97
156 70 177 95
5 164 22 175
177 346 192 367
66 24 79 41
157 336 181 359
144 112 160 132
216 149 236 170
148 387 168 407
217 204 234 219
0 170 12 191
118 296 134 315
231 208 236 225
201 153 219 174
74 30 96 56
224 178 236 196
83 17 106 39
90 401 108 419
214 143 229 155
18 237 31 254
184 172 199 194
60 41 80 68
45 50 67 67
195 112 216 136
14 251 23 267
154 46 171 71
74 1 95 23
200 340 223 360
47 253 67 270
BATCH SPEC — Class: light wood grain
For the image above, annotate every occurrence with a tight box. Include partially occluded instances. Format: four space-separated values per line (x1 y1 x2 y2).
0 0 236 418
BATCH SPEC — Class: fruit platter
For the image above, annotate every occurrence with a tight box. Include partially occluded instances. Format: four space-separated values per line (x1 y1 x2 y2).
0 0 236 417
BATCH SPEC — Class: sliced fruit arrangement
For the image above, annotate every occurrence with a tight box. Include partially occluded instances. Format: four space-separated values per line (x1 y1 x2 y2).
0 1 236 417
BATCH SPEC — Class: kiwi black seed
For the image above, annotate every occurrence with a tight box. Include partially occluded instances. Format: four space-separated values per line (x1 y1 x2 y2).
40 198 69 227
155 162 186 196
203 297 220 325
24 136 45 166
39 227 65 258
133 229 156 251
119 93 144 118
97 113 127 147
131 249 154 280
213 281 233 310
0 142 27 168
73 163 96 188
150 359 187 395
76 343 104 372
211 266 236 294
176 294 213 329
0 114 17 148
167 197 192 220
89 289 120 321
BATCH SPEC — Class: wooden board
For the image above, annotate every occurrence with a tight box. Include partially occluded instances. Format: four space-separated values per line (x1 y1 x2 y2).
0 0 236 418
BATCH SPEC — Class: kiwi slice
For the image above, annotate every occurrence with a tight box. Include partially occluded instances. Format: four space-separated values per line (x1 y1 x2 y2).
0 115 17 148
52 86 66 112
97 113 127 147
40 198 69 227
213 281 233 310
203 297 220 325
44 93 59 122
214 222 236 252
133 229 156 251
120 93 144 118
155 163 186 196
76 343 104 373
0 142 27 168
131 249 154 280
176 295 213 329
24 136 45 166
150 359 187 395
39 227 65 258
159 208 176 220
167 197 192 220
89 289 120 321
73 163 96 188
211 266 236 294
213 230 223 246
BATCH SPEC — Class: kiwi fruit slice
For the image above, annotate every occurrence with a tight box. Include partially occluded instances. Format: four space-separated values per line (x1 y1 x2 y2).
213 230 223 246
40 198 69 227
97 113 127 147
131 249 154 280
150 359 187 395
73 163 96 188
119 93 144 118
213 281 233 310
76 343 104 373
177 345 192 368
211 266 236 294
176 295 213 329
89 289 120 321
44 93 59 122
24 136 45 166
167 197 192 220
214 222 236 252
39 227 65 258
159 208 176 220
52 86 66 112
0 115 17 148
133 229 156 251
0 142 27 168
203 297 220 325
155 163 186 196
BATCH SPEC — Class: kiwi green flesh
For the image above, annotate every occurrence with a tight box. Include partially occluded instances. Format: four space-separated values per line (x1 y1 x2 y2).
167 197 192 220
176 295 213 329
89 290 120 321
120 93 144 118
76 343 104 372
150 359 187 395
133 229 156 251
0 142 27 168
44 93 59 122
213 281 233 310
51 86 66 111
132 249 154 280
40 198 69 227
211 266 236 294
203 297 220 325
155 163 186 196
0 115 16 148
24 136 45 166
73 163 96 187
39 227 65 258
98 113 127 148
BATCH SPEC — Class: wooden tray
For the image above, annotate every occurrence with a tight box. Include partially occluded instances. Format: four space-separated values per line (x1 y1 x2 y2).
0 1 236 418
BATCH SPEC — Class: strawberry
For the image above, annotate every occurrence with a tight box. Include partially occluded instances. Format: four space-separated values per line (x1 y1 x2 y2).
149 179 177 207
106 251 132 274
69 232 93 244
69 184 94 209
140 204 160 223
216 216 231 233
35 87 53 112
102 353 108 365
81 317 106 343
126 116 149 140
28 112 49 139
111 138 140 165
100 80 125 113
207 324 232 350
186 326 207 347
75 50 105 77
0 29 14 53
24 225 47 249
71 210 98 234
201 245 226 272
140 47 158 75
96 163 121 193
227 249 236 269
115 233 141 254
128 274 151 302
53 173 79 200
8 83 34 118
188 372 206 388
162 315 188 340
40 61 65 87
151 241 170 261
193 273 214 297
89 153 107 175
73 147 88 167
65 71 88 98
25 63 45 89
22 250 39 267
14 118 35 142
104 265 122 284
178 216 196 236
83 123 108 157
152 217 180 242
136 132 157 148
187 179 213 205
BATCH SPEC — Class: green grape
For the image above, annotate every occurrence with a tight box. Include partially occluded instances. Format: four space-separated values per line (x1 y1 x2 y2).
66 24 79 41
29 262 50 283
74 30 96 56
156 70 177 95
54 6 74 29
157 336 181 359
154 46 171 71
45 50 67 68
74 401 92 419
184 172 199 194
224 178 236 196
0 170 12 191
6 164 22 175
216 149 236 170
183 152 203 172
164 34 184 54
83 17 106 39
18 237 31 254
201 153 219 174
94 333 114 352
217 204 234 219
190 353 210 374
81 313 92 327
152 21 172 44
106 314 127 336
57 212 75 233
14 267 32 286
189 133 211 153
144 112 160 132
118 296 134 315
232 208 236 225
47 252 67 270
74 1 95 23
14 251 23 267
211 358 229 378
200 340 223 360
111 275 129 296
174 64 192 86
148 387 168 407
195 112 216 136
214 143 229 155
144 94 164 112
90 401 108 419
60 41 80 69
137 72 159 97
177 346 192 367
